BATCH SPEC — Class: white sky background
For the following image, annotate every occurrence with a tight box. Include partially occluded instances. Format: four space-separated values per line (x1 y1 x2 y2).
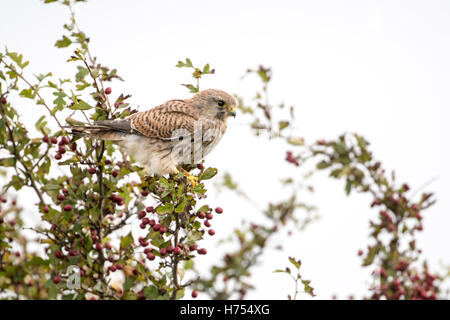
1 0 450 299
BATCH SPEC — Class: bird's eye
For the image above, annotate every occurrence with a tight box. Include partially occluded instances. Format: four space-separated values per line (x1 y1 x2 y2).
217 100 226 107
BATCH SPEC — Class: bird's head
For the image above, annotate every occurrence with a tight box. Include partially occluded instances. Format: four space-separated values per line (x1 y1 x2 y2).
190 89 236 120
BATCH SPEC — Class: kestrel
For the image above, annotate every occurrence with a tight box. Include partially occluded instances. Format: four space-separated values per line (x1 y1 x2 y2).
66 89 236 184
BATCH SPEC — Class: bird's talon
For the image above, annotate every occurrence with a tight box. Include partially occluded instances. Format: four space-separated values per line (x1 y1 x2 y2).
178 168 199 186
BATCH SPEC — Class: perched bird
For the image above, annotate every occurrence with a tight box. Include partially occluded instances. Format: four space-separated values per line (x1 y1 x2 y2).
66 89 236 185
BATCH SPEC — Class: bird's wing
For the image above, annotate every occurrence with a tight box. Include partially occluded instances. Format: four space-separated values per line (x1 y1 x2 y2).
88 99 199 141
128 99 199 140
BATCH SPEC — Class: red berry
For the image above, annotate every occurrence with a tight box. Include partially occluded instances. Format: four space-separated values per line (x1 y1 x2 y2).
57 194 65 201
105 242 113 250
95 242 103 251
146 206 154 213
53 275 61 284
197 248 207 255
167 245 174 253
68 249 78 256
159 226 167 233
63 204 72 211
0 96 7 104
388 224 396 232
197 163 204 170
198 212 206 219
88 167 96 174
43 205 49 213
15 251 20 257
70 142 77 151
104 159 112 165
160 248 167 255
208 229 215 236
51 137 58 144
149 219 156 226
141 241 149 247
60 136 69 145
55 250 63 259
139 223 146 229
142 217 150 225
43 136 49 143
55 153 62 160
62 188 69 195
191 290 198 298
109 265 117 272
204 220 211 228
174 247 182 255
206 213 213 220
112 170 119 177
189 244 198 251
105 87 112 95
147 253 155 260
153 224 161 231
357 250 364 256
141 190 149 197
138 211 146 219
215 207 223 214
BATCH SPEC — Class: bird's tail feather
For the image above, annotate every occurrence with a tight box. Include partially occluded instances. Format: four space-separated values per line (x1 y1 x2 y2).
64 125 125 142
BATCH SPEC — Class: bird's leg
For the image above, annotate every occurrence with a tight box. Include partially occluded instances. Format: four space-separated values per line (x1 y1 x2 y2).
176 167 199 187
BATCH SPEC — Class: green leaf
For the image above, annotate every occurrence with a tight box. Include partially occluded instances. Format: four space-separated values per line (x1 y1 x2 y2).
34 72 52 82
0 157 16 167
287 137 304 146
69 99 93 110
301 279 315 296
175 196 187 213
273 269 289 274
288 256 301 269
202 64 210 74
157 203 174 215
120 232 134 250
200 167 218 180
175 288 185 300
345 179 352 195
316 161 332 170
75 67 89 82
181 83 198 93
278 121 289 131
197 205 209 213
19 88 34 99
35 115 48 132
143 286 160 299
55 36 72 48
185 58 193 68
53 91 67 110
7 52 29 69
45 280 58 299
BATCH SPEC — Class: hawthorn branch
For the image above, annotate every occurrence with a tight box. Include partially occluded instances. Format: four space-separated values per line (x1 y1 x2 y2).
0 58 65 130
0 103 45 205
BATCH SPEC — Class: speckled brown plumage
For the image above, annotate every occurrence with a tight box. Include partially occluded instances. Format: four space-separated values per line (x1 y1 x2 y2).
66 89 236 175
129 99 199 139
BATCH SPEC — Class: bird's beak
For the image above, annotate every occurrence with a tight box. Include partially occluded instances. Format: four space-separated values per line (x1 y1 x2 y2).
228 107 236 118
